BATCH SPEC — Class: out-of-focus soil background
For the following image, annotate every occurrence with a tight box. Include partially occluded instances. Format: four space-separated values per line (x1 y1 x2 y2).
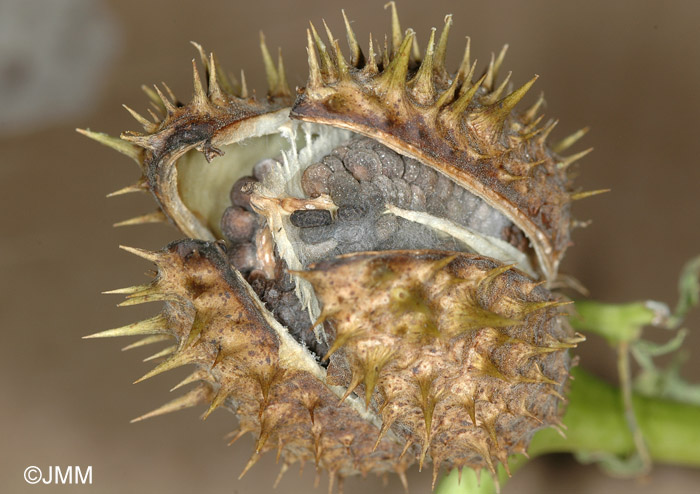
1 0 699 493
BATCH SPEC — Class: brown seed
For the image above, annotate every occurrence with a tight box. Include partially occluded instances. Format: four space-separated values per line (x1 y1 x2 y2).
337 204 366 222
247 269 272 297
274 291 309 333
427 173 453 216
276 267 297 292
413 166 438 190
305 239 339 260
402 156 422 183
290 209 333 228
329 146 348 163
469 201 510 238
446 188 467 223
227 242 258 273
299 225 335 245
323 154 345 172
253 158 280 181
392 178 412 209
348 136 376 149
230 176 258 210
328 170 360 206
434 172 454 199
344 148 381 182
374 144 404 178
375 214 398 243
301 163 333 198
371 174 396 203
409 184 427 210
221 206 257 243
359 181 385 210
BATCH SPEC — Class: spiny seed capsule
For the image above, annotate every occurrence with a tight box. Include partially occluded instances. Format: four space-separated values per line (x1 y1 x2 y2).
82 3 598 491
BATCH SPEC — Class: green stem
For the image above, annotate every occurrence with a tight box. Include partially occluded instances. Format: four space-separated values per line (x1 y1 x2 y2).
570 300 655 343
531 367 700 464
616 340 652 472
435 367 700 493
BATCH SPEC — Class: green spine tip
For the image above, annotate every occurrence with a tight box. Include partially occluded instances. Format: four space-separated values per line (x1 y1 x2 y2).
76 128 141 162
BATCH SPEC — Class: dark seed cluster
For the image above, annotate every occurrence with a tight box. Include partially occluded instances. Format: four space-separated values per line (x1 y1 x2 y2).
247 263 328 359
296 136 515 264
221 163 327 359
219 137 527 358
221 175 261 273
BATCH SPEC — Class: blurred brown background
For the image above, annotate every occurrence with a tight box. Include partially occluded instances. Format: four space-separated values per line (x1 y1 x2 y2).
1 0 699 493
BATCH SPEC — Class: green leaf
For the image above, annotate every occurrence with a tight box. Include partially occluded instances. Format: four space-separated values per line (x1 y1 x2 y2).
669 254 700 328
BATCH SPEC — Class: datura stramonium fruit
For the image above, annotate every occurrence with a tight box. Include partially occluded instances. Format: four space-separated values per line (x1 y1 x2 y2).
82 3 596 491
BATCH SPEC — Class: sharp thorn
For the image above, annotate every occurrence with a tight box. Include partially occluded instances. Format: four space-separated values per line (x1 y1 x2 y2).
306 29 323 88
191 59 208 109
207 52 225 103
119 245 161 263
117 291 179 307
481 71 512 105
375 28 414 94
140 84 164 111
83 314 168 339
201 386 229 420
276 48 291 97
122 105 157 132
537 118 559 143
143 345 176 362
341 9 363 67
397 469 409 494
498 74 538 114
76 129 141 162
434 14 453 78
552 126 590 153
106 180 148 197
493 44 509 83
190 41 209 71
309 22 336 81
121 334 172 352
130 386 208 423
239 453 261 479
274 463 289 489
570 188 610 201
456 36 472 85
408 27 436 104
102 284 151 295
240 70 249 99
523 92 545 124
259 31 279 95
557 147 594 170
384 1 402 56
365 33 378 75
170 369 208 392
447 72 487 117
113 210 166 228
161 82 178 104
134 350 194 384
153 84 177 115
119 131 156 151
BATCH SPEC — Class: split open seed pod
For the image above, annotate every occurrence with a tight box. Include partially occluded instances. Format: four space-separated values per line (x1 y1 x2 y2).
82 3 595 490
